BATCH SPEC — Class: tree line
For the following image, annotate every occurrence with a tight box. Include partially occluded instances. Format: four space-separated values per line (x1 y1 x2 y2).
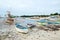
8 12 60 18
21 12 60 17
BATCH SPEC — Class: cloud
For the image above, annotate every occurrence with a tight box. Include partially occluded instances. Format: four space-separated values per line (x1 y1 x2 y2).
0 0 60 16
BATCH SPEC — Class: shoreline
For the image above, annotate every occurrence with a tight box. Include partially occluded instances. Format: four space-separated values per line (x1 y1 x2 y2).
0 18 60 40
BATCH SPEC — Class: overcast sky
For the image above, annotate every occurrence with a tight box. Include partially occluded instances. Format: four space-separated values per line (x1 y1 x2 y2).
0 0 60 16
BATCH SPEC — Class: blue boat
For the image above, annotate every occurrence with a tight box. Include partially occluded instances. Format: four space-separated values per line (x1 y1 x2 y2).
15 23 28 33
47 21 60 25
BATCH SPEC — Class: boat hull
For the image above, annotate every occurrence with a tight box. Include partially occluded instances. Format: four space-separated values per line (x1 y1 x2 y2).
15 26 28 33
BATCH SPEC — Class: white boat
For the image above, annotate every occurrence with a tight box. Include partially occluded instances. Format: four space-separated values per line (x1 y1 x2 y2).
15 23 28 33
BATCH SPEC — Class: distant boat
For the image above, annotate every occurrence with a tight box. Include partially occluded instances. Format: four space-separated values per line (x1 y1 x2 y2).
15 23 28 33
47 21 60 25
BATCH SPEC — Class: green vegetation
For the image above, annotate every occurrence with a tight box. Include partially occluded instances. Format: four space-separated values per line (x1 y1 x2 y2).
20 12 60 17
10 16 20 18
50 12 60 16
8 12 60 18
20 15 49 17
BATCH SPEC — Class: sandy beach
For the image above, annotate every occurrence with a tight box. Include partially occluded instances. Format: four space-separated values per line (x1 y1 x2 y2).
0 18 60 40
0 0 60 40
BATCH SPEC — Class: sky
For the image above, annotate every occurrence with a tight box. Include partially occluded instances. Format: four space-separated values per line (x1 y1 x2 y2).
0 0 60 16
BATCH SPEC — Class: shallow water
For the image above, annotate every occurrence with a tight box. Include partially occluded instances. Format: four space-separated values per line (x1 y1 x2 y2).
15 18 37 26
38 19 48 23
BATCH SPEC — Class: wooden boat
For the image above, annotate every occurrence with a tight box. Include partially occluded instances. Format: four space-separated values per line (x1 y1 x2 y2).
15 23 28 33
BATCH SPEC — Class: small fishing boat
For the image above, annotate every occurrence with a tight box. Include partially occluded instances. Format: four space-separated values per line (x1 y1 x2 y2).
27 24 36 28
37 22 47 26
47 21 60 25
37 19 48 26
15 23 28 33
